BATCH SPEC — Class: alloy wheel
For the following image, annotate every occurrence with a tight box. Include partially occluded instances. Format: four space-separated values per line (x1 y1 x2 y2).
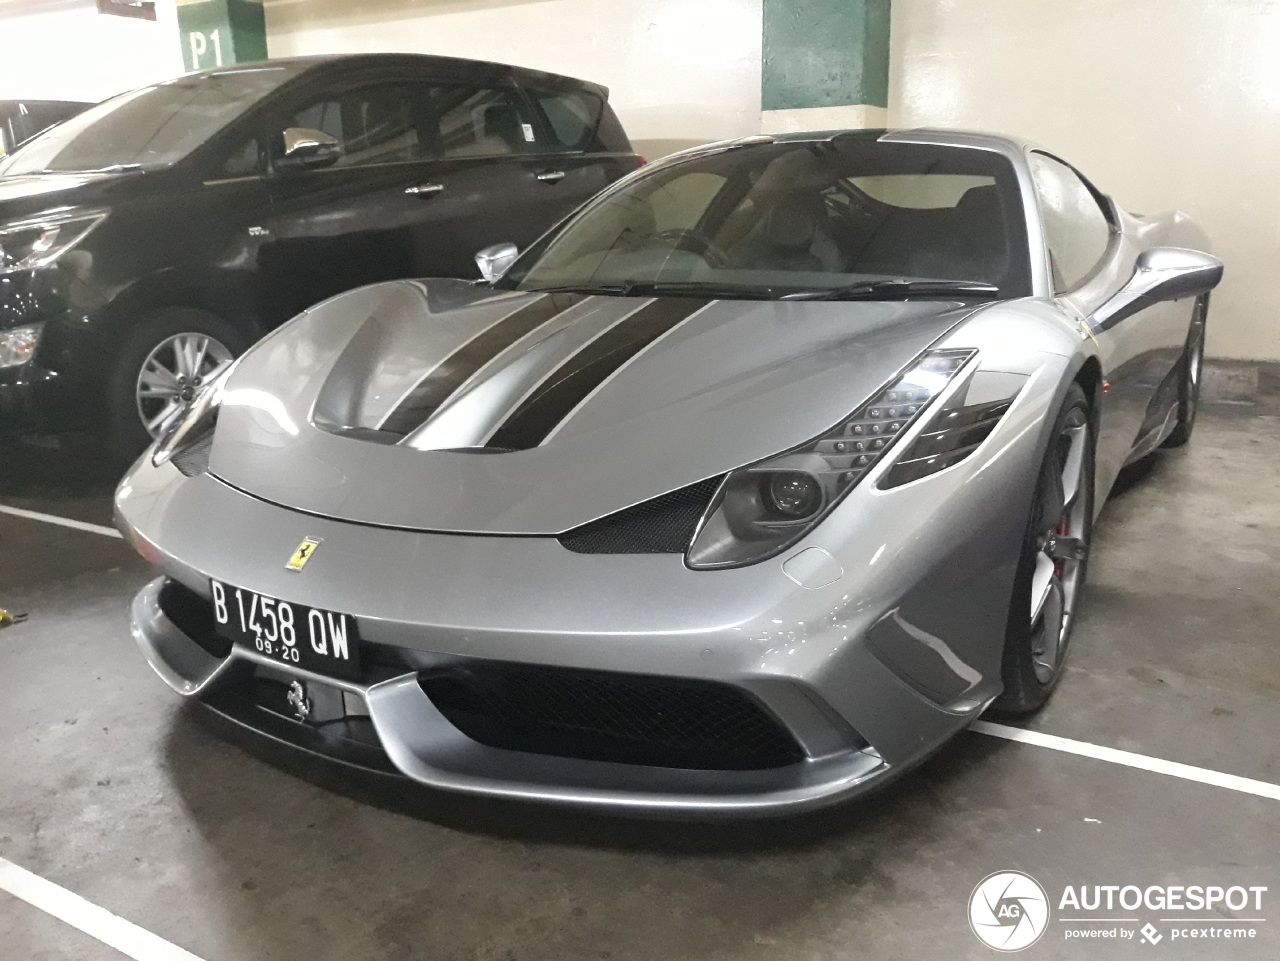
1028 410 1090 683
135 332 234 437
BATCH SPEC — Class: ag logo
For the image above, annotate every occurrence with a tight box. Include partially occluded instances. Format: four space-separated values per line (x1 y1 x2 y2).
286 537 322 572
969 871 1050 951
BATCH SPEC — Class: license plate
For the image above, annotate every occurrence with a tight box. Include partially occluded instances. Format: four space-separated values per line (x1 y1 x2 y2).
210 580 361 681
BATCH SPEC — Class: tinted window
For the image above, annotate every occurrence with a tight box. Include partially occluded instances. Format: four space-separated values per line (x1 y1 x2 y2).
287 84 421 167
505 140 1030 298
0 68 301 176
533 89 603 151
431 86 537 158
1029 152 1113 291
220 137 262 178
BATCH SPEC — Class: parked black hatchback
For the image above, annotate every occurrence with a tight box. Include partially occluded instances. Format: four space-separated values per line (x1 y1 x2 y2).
0 54 640 457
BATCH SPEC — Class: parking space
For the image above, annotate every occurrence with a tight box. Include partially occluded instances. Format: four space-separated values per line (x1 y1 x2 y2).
2 398 1276 961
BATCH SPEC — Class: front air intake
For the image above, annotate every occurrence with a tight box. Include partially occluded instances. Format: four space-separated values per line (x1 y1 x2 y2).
419 661 805 770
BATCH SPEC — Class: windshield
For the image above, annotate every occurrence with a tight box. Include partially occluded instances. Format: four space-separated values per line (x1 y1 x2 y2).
503 138 1031 299
0 66 300 176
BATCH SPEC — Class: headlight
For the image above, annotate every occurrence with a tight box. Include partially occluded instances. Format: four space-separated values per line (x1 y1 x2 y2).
151 360 237 468
880 370 1029 488
0 323 42 368
0 209 106 276
687 349 976 569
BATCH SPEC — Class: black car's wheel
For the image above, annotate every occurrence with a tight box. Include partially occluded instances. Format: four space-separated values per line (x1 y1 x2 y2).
1161 295 1208 448
108 308 246 461
992 383 1094 715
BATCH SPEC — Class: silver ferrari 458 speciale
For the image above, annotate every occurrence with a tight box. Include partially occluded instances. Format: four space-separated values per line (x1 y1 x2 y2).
117 129 1222 817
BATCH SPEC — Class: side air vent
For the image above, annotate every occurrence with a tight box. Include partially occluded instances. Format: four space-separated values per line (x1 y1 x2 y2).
171 431 215 478
558 476 723 554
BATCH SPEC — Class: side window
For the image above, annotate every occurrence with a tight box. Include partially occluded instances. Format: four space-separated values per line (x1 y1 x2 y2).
430 86 538 158
285 85 421 168
220 138 262 178
1029 152 1113 291
531 89 603 152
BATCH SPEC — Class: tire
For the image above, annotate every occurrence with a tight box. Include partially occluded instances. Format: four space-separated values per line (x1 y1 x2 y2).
1161 294 1208 448
106 307 247 463
992 382 1094 715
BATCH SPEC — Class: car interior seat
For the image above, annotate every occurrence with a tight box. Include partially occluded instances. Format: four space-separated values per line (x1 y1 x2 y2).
732 192 837 272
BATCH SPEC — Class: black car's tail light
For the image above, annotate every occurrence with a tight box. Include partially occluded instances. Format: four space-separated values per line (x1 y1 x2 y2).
880 370 1028 488
686 349 976 570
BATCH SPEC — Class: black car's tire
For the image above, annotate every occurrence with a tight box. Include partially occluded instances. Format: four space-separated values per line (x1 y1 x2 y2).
992 383 1094 716
107 308 247 463
1161 295 1208 449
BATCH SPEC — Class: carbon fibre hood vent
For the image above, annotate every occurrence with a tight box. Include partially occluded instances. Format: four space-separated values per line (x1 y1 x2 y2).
558 476 724 554
207 279 974 535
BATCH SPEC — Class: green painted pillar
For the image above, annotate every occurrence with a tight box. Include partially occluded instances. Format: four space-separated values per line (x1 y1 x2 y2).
761 0 891 132
176 0 268 72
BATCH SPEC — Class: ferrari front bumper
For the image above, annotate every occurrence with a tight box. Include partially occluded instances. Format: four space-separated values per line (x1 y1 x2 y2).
131 577 900 817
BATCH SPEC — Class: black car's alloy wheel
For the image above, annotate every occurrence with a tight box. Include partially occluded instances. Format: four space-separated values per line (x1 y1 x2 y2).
993 382 1094 715
135 332 234 437
109 307 246 462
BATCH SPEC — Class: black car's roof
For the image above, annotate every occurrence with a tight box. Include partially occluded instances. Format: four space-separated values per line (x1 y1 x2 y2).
184 53 609 99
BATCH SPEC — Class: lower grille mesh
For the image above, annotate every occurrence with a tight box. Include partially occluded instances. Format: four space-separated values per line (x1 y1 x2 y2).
158 578 229 658
419 661 804 770
558 476 723 554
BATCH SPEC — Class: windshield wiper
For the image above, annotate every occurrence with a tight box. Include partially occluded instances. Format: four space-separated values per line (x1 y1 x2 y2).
522 280 781 299
781 279 1000 301
30 163 150 175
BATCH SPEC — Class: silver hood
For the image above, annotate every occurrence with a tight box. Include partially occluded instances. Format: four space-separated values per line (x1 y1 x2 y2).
210 279 975 534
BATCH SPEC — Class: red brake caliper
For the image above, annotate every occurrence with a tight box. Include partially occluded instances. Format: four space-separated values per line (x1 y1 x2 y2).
1054 516 1070 578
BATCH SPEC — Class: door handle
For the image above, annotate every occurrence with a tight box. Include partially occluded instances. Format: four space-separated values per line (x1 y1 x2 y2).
535 170 566 183
405 182 445 196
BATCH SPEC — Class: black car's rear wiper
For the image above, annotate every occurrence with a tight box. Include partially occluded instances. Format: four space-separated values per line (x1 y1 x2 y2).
781 279 1000 301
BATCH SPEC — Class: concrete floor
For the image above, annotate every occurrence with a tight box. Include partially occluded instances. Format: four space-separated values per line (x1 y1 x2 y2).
1 395 1278 961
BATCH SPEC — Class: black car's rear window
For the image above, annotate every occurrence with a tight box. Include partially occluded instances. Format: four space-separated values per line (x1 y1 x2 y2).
0 66 302 176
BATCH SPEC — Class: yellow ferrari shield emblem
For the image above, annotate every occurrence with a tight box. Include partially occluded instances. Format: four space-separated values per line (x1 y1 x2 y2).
286 537 322 572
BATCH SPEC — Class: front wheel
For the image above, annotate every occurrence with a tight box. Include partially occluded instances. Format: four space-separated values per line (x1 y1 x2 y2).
992 382 1094 715
107 308 245 463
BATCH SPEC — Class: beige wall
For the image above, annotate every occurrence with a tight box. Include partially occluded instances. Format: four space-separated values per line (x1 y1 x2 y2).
0 4 183 103
262 0 763 161
888 0 1280 361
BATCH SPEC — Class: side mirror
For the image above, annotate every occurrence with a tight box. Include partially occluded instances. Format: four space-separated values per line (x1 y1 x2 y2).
1093 247 1223 331
475 242 519 282
277 127 343 171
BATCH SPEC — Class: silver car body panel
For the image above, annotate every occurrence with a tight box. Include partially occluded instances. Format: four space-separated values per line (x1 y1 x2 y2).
116 129 1220 816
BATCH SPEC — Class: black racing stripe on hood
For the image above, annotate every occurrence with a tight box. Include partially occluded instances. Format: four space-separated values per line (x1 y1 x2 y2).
379 293 582 435
485 297 710 451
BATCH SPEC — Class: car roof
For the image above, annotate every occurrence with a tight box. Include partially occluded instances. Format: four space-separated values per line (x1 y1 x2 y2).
183 53 609 99
768 127 1034 153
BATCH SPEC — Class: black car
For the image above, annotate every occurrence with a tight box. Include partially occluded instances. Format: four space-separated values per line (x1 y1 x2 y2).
0 55 640 457
0 100 91 156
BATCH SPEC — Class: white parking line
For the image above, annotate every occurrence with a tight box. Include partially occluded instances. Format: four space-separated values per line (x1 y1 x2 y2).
0 504 122 539
973 720 1280 802
0 855 206 961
